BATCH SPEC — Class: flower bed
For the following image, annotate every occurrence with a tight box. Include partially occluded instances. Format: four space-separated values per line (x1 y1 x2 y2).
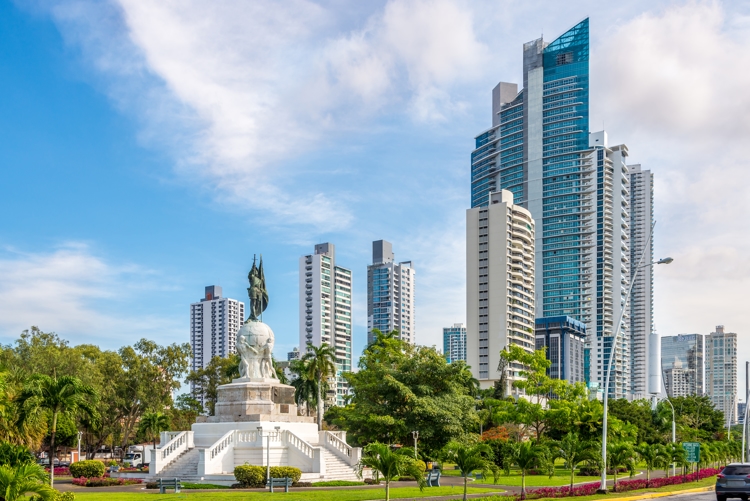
45 467 71 476
72 476 144 487
118 467 148 473
503 467 721 499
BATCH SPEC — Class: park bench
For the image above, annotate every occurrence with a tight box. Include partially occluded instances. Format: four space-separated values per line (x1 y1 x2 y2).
157 478 181 494
269 477 293 492
425 470 441 487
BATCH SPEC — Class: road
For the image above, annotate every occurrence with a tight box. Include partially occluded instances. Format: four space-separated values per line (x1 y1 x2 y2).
659 491 715 500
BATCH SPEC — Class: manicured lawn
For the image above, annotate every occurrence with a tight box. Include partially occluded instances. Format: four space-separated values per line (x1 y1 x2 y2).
74 486 503 501
441 464 616 487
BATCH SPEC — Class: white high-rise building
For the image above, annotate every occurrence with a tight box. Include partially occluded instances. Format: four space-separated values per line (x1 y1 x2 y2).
366 240 415 345
443 323 467 363
466 190 535 390
629 164 654 398
299 243 352 407
707 325 738 424
190 285 245 409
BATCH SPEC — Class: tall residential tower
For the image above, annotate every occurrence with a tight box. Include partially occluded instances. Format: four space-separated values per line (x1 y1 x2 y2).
366 240 415 345
443 323 467 363
470 19 633 398
299 243 353 407
706 325 737 424
660 334 704 397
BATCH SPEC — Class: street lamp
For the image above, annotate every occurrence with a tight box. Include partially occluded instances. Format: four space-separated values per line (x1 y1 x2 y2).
654 397 677 476
411 431 419 459
257 426 282 485
599 246 672 494
77 431 83 463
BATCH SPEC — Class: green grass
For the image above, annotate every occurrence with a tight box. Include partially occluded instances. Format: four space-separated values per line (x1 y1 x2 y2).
440 464 615 487
181 483 231 489
73 486 502 500
311 481 366 486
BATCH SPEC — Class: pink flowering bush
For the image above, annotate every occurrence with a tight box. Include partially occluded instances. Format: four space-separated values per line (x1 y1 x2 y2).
72 476 144 487
44 467 71 476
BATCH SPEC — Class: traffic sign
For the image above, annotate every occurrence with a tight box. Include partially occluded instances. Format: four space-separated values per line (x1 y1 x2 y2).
683 442 700 463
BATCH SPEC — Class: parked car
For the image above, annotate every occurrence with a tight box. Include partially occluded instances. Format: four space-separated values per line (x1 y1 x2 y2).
37 458 68 467
716 463 750 500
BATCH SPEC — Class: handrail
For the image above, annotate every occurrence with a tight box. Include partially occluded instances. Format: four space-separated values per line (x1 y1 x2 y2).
199 430 236 476
160 431 188 460
322 431 361 466
151 431 193 475
283 430 315 459
236 431 259 444
208 430 236 461
324 431 351 458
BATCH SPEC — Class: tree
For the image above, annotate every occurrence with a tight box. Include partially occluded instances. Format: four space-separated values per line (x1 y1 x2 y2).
16 375 98 488
289 359 325 418
666 443 687 478
327 330 478 455
0 463 55 501
552 432 597 491
606 441 635 491
510 441 546 500
140 412 171 456
184 354 238 416
636 442 668 486
301 343 337 431
608 399 661 444
442 440 492 501
356 442 425 501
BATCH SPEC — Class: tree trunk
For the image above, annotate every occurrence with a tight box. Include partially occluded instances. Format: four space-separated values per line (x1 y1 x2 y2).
385 478 390 501
463 475 468 501
570 463 574 491
613 471 617 492
646 468 650 487
521 471 526 500
316 372 323 431
50 411 58 489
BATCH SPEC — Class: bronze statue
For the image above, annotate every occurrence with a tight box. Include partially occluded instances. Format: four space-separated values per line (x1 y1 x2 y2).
247 255 269 321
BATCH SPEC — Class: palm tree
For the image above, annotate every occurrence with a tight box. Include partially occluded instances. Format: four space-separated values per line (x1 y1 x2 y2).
140 411 171 459
666 442 687 478
302 343 337 430
511 441 546 500
289 359 324 417
16 374 99 488
442 441 493 501
553 432 597 491
0 463 55 501
635 443 668 486
606 442 635 492
356 442 425 501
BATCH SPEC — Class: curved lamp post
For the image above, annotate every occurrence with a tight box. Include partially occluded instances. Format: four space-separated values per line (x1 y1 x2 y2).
598 252 672 494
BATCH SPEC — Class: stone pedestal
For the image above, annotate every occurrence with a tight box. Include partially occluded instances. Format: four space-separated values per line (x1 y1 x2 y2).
208 379 315 424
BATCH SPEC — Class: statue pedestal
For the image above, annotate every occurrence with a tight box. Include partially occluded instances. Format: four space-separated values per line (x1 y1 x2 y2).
207 380 314 424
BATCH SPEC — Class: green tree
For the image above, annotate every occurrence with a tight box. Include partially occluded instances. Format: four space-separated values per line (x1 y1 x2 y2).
0 463 55 501
327 330 478 455
356 442 425 501
442 441 492 501
608 399 660 444
140 411 171 456
185 354 238 416
301 343 337 431
552 432 597 491
16 375 98 488
509 441 546 500
606 441 635 491
289 359 325 417
665 442 687 478
635 442 668 486
0 443 35 467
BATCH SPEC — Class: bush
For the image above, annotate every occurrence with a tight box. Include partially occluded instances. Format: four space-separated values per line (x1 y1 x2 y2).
577 467 599 476
0 442 35 467
234 464 265 487
364 478 381 485
31 491 76 501
293 481 312 487
270 466 302 482
415 460 427 473
71 476 143 487
70 460 105 478
145 481 158 489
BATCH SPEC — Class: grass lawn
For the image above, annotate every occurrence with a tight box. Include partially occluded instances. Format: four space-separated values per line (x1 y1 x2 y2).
441 464 614 487
74 486 503 501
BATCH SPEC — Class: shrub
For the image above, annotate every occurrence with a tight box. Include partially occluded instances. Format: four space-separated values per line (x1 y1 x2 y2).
31 491 76 501
415 460 427 473
70 460 105 478
311 480 365 487
269 466 302 482
0 442 35 467
145 481 158 489
234 464 265 487
71 476 143 487
292 481 312 487
364 478 381 485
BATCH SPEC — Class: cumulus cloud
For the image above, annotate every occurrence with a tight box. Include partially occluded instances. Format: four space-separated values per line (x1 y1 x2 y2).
0 244 182 345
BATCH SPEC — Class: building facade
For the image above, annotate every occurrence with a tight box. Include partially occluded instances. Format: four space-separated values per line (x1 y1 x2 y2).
663 358 692 398
660 334 704 396
629 165 655 398
466 190 535 389
366 240 415 345
190 285 245 408
299 243 352 407
443 323 467 363
706 325 738 424
470 19 632 398
535 316 586 384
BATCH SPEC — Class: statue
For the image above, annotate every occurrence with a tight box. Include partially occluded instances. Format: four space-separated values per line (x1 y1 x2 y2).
236 255 277 380
247 255 269 321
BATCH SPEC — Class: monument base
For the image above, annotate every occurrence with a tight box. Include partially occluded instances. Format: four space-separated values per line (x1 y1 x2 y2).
208 380 315 424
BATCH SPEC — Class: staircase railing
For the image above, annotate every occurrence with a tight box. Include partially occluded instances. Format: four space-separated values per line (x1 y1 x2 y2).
283 430 325 475
150 431 194 475
198 430 236 475
321 430 361 466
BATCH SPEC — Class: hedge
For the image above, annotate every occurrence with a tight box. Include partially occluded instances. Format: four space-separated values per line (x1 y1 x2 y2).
31 491 75 501
70 460 105 478
234 464 302 487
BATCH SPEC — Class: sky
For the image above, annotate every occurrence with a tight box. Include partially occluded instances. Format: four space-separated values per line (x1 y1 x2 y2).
1 0 749 392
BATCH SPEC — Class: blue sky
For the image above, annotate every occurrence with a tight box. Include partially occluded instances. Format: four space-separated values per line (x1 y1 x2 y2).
2 0 750 389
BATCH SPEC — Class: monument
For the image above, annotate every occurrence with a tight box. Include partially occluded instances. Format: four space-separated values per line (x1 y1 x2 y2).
148 257 361 484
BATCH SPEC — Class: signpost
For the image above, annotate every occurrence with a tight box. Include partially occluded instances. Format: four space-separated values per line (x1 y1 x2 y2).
683 442 700 463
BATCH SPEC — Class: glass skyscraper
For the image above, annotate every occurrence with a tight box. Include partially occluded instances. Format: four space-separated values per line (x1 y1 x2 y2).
471 19 633 398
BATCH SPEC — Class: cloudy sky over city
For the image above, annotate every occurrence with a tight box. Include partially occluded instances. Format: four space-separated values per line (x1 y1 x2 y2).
2 0 749 389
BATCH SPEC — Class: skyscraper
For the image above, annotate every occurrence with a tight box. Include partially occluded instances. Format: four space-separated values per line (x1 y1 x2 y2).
366 240 415 345
535 316 586 385
443 323 467 363
629 165 655 398
660 334 704 396
471 19 632 398
466 190 535 390
190 285 245 409
299 243 353 407
706 325 738 424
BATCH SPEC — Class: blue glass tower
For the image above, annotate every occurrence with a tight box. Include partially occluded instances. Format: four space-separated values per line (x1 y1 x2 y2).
471 19 633 398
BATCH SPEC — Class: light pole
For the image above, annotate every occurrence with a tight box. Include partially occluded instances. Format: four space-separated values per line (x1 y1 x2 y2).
657 397 676 476
257 426 281 485
411 431 419 459
77 431 83 463
598 251 672 494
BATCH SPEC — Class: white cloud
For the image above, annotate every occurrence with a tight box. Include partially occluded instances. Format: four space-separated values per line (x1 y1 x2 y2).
0 243 182 345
